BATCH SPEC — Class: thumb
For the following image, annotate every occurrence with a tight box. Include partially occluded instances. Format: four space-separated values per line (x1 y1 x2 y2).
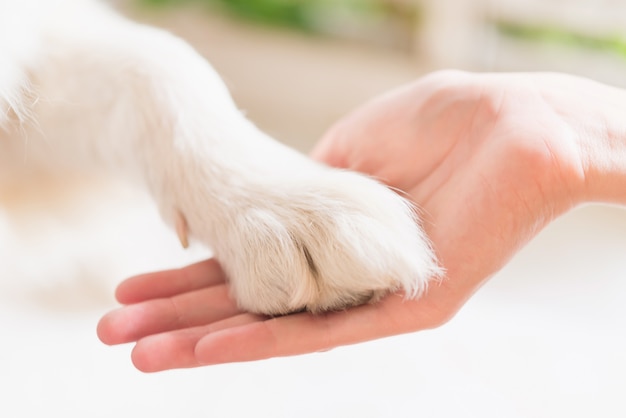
309 125 350 169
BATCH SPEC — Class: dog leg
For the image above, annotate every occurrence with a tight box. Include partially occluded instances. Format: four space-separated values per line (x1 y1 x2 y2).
3 0 442 315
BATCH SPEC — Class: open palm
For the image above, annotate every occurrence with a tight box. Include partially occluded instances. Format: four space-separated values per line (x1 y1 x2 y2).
98 71 589 371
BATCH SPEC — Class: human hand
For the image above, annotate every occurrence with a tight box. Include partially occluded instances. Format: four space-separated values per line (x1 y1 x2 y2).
99 70 622 371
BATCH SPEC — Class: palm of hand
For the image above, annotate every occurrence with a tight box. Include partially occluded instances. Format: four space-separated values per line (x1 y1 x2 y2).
316 71 580 295
98 71 581 371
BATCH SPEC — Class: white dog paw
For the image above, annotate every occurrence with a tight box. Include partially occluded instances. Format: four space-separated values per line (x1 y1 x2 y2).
133 41 441 315
173 161 441 316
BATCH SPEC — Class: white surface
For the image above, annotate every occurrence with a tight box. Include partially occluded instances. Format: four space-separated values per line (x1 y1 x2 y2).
0 178 625 418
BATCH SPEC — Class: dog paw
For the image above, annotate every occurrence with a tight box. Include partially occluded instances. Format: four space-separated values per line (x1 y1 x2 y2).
131 40 441 315
172 160 441 316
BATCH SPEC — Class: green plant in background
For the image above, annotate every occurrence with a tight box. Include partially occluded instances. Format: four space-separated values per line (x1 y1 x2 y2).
141 0 317 30
141 0 393 29
496 21 626 60
139 0 419 49
214 0 316 30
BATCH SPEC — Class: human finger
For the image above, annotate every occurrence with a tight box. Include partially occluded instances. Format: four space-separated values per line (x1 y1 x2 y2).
98 283 240 345
131 313 263 372
114 259 226 304
194 288 458 365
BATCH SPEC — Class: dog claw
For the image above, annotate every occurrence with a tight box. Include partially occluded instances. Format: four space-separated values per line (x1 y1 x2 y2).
174 209 189 249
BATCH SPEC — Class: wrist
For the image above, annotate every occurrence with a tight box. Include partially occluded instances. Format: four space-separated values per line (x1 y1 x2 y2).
574 81 626 206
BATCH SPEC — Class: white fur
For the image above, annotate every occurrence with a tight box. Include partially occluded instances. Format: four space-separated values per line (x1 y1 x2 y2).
0 0 441 315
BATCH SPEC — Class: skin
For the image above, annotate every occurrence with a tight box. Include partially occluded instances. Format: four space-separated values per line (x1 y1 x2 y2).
97 71 626 372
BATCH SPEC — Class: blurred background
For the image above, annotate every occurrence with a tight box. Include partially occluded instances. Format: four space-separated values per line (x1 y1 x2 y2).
1 0 625 417
123 0 626 148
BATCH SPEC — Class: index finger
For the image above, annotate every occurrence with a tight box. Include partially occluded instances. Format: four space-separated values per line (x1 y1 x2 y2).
115 259 226 304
